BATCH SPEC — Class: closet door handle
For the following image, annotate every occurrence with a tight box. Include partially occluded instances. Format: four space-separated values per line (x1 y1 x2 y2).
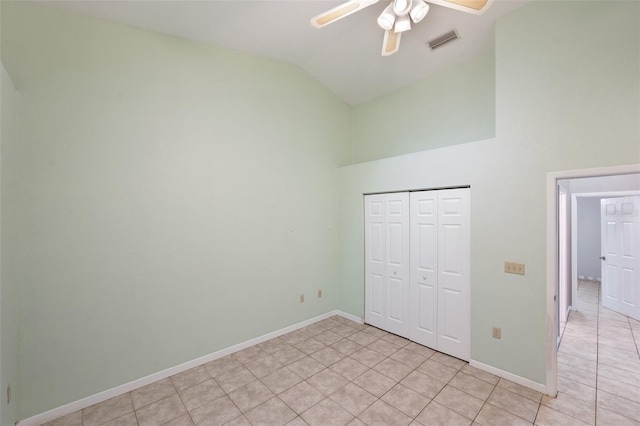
599 256 606 261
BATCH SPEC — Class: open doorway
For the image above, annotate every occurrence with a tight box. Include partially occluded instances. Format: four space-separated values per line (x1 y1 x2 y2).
570 188 640 321
556 174 640 343
546 165 640 402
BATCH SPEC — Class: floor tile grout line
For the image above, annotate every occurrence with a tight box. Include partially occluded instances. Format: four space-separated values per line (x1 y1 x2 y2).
167 372 199 426
254 326 377 423
628 315 640 359
557 348 599 364
237 323 447 425
287 325 388 423
467 380 499 426
276 324 458 425
531 388 543 425
358 325 498 424
332 329 415 422
357 330 532 425
222 320 337 423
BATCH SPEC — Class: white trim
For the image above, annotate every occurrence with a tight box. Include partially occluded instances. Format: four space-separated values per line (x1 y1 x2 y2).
571 195 578 311
17 310 362 426
558 184 569 339
469 360 546 394
335 310 364 324
546 164 640 397
545 171 559 397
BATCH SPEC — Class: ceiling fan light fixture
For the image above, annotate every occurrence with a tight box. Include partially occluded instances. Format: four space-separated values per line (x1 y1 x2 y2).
394 14 411 32
377 3 396 30
309 0 494 57
392 0 412 16
409 0 429 23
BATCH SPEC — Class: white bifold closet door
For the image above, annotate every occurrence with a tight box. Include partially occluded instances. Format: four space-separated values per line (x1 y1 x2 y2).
410 189 470 360
365 188 470 361
364 192 410 337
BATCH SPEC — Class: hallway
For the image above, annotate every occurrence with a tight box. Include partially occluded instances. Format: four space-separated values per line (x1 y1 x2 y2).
554 279 640 425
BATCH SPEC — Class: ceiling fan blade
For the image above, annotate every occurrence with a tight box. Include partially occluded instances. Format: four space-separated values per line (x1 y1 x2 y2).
311 0 380 28
381 30 401 56
426 0 493 15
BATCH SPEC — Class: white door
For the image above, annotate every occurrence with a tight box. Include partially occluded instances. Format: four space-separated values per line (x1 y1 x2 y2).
365 194 386 330
364 193 410 337
410 191 438 348
384 193 411 337
436 189 470 360
601 196 640 321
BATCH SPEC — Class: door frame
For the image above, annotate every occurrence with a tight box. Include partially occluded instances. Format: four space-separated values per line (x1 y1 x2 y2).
557 184 568 347
545 163 640 397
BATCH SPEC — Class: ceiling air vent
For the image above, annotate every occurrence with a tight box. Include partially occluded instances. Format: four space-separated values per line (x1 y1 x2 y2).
427 29 460 50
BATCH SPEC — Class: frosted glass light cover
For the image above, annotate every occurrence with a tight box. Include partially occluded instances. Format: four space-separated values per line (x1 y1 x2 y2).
377 3 396 30
393 0 412 15
410 1 429 23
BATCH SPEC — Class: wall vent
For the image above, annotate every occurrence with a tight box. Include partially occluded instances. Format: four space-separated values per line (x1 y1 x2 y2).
427 29 460 50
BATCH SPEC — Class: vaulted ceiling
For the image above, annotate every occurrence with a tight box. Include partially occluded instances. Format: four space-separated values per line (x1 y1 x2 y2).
46 0 532 105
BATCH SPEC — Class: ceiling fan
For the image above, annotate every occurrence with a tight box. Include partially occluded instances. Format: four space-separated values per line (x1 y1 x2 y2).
311 0 493 56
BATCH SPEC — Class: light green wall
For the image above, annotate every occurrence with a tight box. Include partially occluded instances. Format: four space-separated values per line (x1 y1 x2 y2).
3 0 640 420
1 2 351 418
338 0 639 385
1 62 18 426
351 52 495 163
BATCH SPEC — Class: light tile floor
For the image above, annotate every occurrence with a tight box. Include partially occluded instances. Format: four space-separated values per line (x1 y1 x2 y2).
553 279 640 426
44 281 640 426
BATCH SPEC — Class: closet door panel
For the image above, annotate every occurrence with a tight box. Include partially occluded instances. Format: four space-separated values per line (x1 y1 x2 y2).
441 288 461 341
384 193 410 338
441 224 463 275
365 195 386 329
437 189 470 360
410 191 438 348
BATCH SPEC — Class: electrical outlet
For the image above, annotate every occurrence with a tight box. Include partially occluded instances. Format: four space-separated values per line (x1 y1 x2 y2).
504 261 525 275
492 327 501 339
318 289 323 298
299 294 304 303
6 383 10 404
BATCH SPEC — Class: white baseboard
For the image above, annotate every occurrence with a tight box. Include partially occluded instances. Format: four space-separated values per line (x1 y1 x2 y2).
335 310 364 324
17 310 362 426
469 360 547 395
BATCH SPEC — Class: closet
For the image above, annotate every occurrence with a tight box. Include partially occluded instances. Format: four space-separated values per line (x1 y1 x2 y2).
364 188 470 361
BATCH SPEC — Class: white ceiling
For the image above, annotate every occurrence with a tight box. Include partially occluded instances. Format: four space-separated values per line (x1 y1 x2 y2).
45 0 532 105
